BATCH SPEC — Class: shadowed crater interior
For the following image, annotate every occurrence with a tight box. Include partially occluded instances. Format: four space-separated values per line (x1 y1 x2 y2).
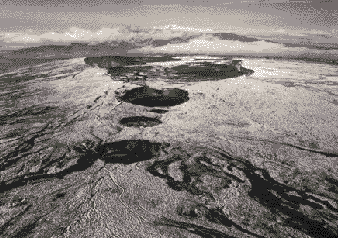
167 61 255 82
115 86 189 107
148 108 169 114
119 116 162 127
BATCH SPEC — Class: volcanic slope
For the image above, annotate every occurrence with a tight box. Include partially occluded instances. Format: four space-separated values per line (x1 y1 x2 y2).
1 57 338 238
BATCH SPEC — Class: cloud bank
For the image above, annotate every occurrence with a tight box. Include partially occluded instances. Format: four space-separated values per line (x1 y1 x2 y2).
130 34 311 56
1 25 203 47
2 27 129 45
1 25 337 61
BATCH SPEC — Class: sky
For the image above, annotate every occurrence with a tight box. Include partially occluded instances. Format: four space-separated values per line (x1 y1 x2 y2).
1 0 338 56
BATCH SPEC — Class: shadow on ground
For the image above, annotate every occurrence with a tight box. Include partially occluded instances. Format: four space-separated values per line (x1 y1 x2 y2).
0 140 164 194
154 216 237 238
146 143 338 238
1 138 338 238
115 86 189 107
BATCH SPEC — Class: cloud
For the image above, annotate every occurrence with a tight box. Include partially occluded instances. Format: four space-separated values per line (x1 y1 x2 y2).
2 24 336 57
2 27 124 44
131 34 310 56
2 25 202 44
156 24 214 33
0 25 203 52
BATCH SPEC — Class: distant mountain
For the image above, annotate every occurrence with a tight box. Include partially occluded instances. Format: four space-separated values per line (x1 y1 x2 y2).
0 42 135 60
0 34 206 61
1 32 263 61
282 42 338 50
2 31 338 73
210 33 261 42
0 41 140 73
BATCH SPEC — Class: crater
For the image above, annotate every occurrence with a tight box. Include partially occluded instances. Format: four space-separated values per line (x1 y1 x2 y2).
115 86 189 107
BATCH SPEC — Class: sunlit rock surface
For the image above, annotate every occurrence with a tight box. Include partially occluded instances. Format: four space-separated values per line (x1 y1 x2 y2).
0 56 338 238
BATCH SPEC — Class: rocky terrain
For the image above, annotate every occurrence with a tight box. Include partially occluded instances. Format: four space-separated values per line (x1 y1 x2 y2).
1 56 338 238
